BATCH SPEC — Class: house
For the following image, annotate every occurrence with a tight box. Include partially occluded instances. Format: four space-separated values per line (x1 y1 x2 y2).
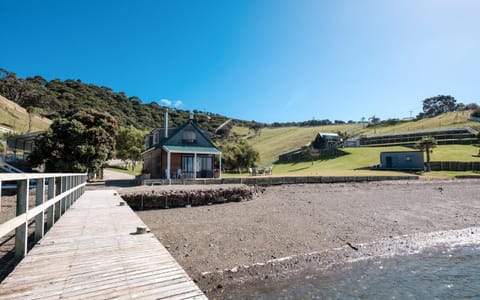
312 132 342 149
141 110 222 180
379 151 424 171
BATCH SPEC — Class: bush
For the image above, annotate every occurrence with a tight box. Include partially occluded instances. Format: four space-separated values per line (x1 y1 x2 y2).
471 108 480 118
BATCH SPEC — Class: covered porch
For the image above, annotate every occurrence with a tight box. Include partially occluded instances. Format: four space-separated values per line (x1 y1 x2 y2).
162 145 222 180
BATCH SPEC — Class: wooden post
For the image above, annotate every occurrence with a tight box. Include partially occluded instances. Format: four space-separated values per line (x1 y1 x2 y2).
193 153 197 179
47 177 55 231
66 176 71 209
219 154 222 178
61 176 67 215
15 179 29 261
34 177 45 242
54 177 62 221
167 151 171 180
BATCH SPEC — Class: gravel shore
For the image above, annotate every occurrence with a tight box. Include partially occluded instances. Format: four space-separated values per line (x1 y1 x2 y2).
134 179 480 298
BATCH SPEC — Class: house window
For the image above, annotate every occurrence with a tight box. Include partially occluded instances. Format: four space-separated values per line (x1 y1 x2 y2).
182 130 197 144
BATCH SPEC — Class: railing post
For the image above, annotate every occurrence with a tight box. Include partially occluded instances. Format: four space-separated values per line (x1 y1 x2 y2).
15 179 29 261
34 177 45 242
61 176 66 215
47 177 55 231
65 176 70 209
54 177 62 222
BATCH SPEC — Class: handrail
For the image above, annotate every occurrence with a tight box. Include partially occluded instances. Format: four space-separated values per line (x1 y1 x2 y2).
0 173 87 261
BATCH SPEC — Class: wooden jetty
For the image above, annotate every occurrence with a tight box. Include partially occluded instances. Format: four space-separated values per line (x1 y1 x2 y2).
0 189 206 299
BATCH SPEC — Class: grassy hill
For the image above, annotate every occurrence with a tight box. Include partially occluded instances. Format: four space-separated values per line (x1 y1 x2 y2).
0 95 52 133
240 111 480 166
271 145 480 175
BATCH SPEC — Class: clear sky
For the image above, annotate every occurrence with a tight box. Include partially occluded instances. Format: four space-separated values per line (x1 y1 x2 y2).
1 0 479 123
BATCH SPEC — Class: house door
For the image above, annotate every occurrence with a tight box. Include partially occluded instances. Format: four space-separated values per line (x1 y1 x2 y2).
181 156 194 178
386 156 393 168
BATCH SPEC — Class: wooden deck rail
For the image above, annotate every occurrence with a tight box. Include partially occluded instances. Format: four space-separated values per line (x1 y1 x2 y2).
0 173 87 261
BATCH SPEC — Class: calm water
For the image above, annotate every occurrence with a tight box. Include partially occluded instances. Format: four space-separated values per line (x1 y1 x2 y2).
237 245 480 299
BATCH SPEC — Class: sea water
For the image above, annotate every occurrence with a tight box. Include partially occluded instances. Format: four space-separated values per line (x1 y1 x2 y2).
237 245 480 299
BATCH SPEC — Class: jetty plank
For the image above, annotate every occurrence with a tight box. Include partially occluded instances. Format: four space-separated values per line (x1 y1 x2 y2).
0 189 206 300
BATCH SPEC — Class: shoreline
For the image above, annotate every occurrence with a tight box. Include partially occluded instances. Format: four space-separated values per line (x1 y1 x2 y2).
130 180 480 297
199 227 480 298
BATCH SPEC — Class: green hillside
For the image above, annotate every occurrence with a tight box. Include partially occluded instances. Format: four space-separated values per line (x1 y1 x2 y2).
0 95 52 133
243 111 480 165
0 69 259 131
271 145 480 176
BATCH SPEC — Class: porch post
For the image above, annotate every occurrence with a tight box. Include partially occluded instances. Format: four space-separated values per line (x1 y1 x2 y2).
193 153 197 179
219 153 222 178
166 150 171 179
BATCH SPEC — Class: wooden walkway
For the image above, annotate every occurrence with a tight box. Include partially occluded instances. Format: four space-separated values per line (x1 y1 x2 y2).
0 190 206 299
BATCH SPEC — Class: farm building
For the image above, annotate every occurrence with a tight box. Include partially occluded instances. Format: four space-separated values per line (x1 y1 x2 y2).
379 151 424 171
312 132 342 149
360 127 478 147
141 110 222 180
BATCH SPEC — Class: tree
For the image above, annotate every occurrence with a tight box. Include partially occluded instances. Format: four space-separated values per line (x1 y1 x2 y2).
29 109 118 177
466 103 479 110
26 106 35 133
217 140 259 173
471 108 480 118
422 95 457 118
303 146 316 165
415 136 437 172
116 126 147 169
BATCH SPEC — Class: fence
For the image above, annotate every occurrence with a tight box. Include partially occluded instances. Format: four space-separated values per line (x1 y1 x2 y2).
0 173 87 261
430 161 480 171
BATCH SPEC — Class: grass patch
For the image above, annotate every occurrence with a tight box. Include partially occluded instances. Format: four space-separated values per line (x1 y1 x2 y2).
421 171 480 180
430 145 480 162
106 164 143 176
272 146 411 175
0 95 52 132
269 145 479 176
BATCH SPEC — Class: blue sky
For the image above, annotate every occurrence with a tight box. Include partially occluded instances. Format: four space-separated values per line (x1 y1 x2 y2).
1 0 479 123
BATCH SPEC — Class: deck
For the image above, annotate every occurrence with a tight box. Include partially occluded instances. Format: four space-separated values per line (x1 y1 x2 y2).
0 189 206 299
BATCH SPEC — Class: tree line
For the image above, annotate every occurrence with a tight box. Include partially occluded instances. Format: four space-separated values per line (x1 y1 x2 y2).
0 68 259 132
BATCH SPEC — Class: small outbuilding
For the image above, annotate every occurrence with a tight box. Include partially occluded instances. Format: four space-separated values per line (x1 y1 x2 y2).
312 132 342 149
379 151 424 171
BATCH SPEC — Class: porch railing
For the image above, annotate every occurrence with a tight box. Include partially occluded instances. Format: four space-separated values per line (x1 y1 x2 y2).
0 173 87 261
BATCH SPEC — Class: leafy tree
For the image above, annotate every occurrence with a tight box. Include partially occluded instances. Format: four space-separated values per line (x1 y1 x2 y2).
217 140 259 173
29 109 118 176
466 103 479 110
422 95 457 118
415 136 437 172
116 126 147 169
471 108 480 118
368 115 380 124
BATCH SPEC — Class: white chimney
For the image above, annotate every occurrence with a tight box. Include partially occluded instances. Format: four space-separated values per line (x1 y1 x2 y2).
164 109 169 138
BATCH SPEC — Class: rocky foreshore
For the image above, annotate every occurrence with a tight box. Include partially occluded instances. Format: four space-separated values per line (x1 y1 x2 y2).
133 179 480 298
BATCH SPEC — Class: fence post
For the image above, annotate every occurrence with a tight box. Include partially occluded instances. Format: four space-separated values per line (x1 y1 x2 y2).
15 179 29 261
34 177 45 242
47 177 55 231
61 176 67 215
66 176 71 209
54 177 62 222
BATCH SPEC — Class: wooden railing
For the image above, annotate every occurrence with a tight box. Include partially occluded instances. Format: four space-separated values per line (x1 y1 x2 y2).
0 173 87 261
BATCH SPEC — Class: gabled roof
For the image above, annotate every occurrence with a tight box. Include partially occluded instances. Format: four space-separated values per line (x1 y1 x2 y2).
143 120 220 155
